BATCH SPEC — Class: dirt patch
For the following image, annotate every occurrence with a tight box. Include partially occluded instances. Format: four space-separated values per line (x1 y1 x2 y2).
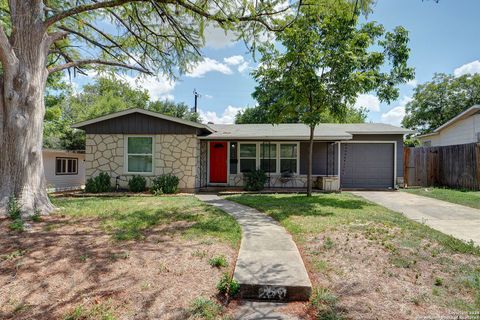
301 224 480 319
0 216 236 320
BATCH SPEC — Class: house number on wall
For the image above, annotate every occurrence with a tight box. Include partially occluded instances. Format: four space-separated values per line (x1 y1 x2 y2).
258 286 287 300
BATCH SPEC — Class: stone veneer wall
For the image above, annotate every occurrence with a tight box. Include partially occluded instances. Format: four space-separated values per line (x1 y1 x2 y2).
85 134 199 191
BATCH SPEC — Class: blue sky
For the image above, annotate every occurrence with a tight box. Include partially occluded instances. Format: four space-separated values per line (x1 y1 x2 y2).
70 0 480 125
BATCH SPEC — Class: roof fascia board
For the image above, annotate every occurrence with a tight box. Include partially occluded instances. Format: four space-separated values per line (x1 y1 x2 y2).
71 108 210 131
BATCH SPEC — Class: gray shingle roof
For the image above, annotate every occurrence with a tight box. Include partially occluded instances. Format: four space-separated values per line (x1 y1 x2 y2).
202 123 413 140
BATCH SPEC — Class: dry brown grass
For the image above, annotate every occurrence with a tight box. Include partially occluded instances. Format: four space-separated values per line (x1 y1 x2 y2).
0 214 236 320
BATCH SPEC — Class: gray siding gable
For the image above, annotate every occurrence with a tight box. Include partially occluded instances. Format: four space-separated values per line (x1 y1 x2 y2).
79 112 204 135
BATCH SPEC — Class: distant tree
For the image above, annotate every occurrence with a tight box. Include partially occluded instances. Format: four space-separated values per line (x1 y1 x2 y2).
252 0 414 196
402 73 480 134
149 100 201 122
235 105 368 124
44 76 201 151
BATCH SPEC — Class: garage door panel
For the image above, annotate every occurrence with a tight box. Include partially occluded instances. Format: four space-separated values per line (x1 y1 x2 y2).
340 143 394 189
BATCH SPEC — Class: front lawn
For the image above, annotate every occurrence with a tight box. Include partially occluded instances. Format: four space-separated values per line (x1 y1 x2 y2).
226 193 480 319
403 187 480 209
0 196 240 320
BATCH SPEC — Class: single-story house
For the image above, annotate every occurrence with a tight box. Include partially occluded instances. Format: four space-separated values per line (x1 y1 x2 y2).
43 149 86 191
72 108 412 192
417 105 480 147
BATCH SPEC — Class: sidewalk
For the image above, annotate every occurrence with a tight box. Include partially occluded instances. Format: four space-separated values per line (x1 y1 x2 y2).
196 194 312 301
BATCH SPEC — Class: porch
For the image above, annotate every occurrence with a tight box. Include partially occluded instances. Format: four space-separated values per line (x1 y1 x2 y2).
199 140 341 190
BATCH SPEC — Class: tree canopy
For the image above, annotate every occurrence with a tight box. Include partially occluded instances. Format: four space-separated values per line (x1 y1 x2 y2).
43 76 200 150
402 73 480 134
235 105 368 124
251 0 414 195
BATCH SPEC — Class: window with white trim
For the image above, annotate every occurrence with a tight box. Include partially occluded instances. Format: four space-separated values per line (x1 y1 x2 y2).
126 136 153 173
56 157 78 175
239 143 256 173
260 143 277 173
280 144 298 174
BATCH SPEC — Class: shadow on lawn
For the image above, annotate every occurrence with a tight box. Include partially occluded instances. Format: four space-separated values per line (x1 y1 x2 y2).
0 197 239 319
230 194 372 222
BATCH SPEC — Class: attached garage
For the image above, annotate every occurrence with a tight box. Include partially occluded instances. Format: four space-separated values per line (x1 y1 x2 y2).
340 142 395 189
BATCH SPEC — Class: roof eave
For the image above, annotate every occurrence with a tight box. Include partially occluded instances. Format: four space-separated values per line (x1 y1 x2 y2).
71 108 211 132
432 105 480 133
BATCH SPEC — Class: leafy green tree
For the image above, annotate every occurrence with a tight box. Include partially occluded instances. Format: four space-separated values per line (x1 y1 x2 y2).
235 105 367 124
44 76 201 150
0 0 296 215
402 73 480 134
252 0 414 196
149 100 200 122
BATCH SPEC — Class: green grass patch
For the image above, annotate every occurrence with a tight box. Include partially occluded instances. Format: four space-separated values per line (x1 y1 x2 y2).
52 196 241 247
188 297 223 320
225 193 480 255
64 303 116 320
402 188 480 210
208 255 228 268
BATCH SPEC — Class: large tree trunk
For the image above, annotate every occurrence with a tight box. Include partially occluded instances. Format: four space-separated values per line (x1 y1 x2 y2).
0 1 54 217
306 125 315 197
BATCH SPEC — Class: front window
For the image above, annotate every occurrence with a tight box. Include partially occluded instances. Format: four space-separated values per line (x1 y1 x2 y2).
239 144 257 173
229 142 238 174
280 144 297 174
260 143 277 173
56 157 78 175
126 136 153 173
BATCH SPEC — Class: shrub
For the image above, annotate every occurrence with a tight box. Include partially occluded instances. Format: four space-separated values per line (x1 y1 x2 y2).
7 196 24 232
208 255 228 268
216 273 240 297
243 169 268 191
128 175 146 192
85 172 111 193
151 174 179 194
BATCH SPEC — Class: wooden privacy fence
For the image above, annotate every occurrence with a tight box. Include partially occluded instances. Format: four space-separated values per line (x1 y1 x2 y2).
404 143 480 190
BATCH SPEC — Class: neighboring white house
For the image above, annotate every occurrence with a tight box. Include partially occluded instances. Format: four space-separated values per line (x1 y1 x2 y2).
417 105 480 147
43 149 85 192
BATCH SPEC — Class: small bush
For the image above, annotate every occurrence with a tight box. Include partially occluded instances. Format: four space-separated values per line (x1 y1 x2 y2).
151 174 179 194
216 273 240 297
85 172 111 193
188 297 223 320
128 175 146 192
243 169 268 191
7 197 24 232
208 255 228 268
434 277 444 286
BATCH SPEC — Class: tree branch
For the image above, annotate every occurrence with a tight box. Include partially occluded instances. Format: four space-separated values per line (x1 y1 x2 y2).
44 0 150 28
48 59 151 74
0 25 16 68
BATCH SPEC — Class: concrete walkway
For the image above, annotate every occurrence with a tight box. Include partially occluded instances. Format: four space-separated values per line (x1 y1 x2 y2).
352 191 480 245
196 194 312 301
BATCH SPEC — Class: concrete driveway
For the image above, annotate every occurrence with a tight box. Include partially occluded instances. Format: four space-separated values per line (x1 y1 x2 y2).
351 191 480 245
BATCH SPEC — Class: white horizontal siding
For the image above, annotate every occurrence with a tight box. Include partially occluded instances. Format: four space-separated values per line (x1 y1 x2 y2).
421 114 480 146
43 151 85 191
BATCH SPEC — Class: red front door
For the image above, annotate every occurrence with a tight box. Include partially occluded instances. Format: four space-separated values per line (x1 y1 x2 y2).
209 141 228 183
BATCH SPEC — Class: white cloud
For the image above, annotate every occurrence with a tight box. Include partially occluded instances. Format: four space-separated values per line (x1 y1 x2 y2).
186 57 233 78
237 61 250 73
224 55 250 73
224 55 244 65
380 96 413 126
203 24 238 49
454 60 480 77
204 94 213 99
406 79 418 87
119 74 175 101
200 105 244 124
354 94 381 112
